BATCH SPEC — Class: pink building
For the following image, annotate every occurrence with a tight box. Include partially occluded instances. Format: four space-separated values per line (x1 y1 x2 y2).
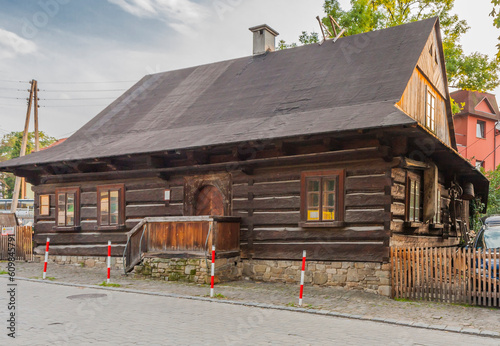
452 90 500 171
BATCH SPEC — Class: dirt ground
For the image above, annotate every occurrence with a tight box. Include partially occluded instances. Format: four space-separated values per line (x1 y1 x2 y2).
3 261 500 334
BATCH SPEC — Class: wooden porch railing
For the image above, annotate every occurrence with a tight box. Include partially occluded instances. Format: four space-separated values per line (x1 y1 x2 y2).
123 216 240 273
391 247 500 307
0 226 33 261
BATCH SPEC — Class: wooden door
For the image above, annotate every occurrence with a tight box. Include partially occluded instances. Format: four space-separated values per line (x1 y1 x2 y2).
195 185 224 216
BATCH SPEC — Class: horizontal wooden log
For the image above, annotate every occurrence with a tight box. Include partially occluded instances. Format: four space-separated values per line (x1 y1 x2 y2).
233 181 300 198
247 212 301 226
344 209 390 223
34 232 127 246
345 175 391 193
241 243 388 262
391 202 405 217
33 178 176 194
391 168 406 183
81 207 97 219
390 220 404 233
391 183 405 200
125 204 183 218
233 196 300 211
34 245 125 257
81 192 97 206
126 186 183 203
34 221 113 233
345 193 391 208
241 228 389 242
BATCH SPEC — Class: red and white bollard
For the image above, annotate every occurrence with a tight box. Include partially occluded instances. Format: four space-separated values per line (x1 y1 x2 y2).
107 241 111 284
299 250 307 306
43 237 50 280
210 245 215 298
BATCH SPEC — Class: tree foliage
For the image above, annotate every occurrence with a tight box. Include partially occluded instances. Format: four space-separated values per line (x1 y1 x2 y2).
485 166 500 216
491 0 500 59
279 0 500 92
0 131 56 198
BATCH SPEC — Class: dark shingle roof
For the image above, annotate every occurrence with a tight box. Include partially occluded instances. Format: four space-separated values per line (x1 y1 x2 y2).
0 17 440 169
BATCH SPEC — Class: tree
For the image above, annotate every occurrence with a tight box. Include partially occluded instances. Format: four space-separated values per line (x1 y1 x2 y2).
491 0 500 59
0 131 57 198
280 0 500 92
485 166 500 216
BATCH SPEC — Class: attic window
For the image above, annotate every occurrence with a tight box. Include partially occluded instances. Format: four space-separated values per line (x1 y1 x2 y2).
425 90 436 132
429 43 433 57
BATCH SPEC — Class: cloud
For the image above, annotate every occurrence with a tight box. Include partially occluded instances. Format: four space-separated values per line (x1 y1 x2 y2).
0 28 37 59
108 0 208 35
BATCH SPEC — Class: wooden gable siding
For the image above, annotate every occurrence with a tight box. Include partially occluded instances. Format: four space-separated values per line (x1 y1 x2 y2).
396 27 451 146
234 158 394 263
397 69 450 146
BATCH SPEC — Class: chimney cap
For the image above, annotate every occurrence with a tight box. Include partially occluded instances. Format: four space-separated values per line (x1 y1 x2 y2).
248 24 279 37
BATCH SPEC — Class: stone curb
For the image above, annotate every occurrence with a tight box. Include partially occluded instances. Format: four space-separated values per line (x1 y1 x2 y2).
2 275 499 339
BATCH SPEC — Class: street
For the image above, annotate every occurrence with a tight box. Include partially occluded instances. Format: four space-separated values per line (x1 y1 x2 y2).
0 279 498 345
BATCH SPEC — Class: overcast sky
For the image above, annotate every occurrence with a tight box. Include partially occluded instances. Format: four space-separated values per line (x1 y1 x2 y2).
0 0 498 139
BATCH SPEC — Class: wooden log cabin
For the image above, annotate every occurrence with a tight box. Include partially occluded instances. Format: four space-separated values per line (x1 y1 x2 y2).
0 17 488 295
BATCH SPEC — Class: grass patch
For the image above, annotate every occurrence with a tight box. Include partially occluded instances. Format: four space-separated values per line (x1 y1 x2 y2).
205 293 226 299
394 298 415 303
286 302 297 307
46 277 56 281
98 281 121 287
0 270 8 275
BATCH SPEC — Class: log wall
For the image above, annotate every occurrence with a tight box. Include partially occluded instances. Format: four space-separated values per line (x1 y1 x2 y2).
233 158 393 263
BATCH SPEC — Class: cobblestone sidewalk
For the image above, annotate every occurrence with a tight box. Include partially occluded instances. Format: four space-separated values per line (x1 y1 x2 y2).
3 261 500 336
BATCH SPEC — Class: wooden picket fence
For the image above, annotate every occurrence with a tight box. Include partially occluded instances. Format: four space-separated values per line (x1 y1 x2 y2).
391 247 499 307
0 226 33 262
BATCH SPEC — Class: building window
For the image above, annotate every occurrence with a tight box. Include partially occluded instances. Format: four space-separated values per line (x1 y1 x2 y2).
426 91 436 132
406 173 421 223
301 170 344 223
476 120 486 138
97 184 125 227
475 160 484 170
56 188 80 227
433 189 441 224
39 195 50 216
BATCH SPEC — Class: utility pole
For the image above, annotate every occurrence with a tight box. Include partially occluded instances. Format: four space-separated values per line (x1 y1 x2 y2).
11 80 38 213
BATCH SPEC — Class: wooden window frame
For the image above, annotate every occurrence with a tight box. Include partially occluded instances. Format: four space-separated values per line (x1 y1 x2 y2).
39 194 50 216
300 169 345 228
97 184 125 230
431 188 442 226
55 187 80 231
405 172 422 225
425 90 436 133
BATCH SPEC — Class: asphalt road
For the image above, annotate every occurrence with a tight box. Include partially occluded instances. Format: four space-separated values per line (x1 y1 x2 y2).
0 279 498 345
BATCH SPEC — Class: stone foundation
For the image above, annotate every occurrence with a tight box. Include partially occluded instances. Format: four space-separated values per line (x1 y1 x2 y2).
34 255 123 270
242 260 391 296
133 257 242 284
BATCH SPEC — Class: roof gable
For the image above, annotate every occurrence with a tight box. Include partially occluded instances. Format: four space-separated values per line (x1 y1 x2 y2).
475 97 496 115
0 18 439 169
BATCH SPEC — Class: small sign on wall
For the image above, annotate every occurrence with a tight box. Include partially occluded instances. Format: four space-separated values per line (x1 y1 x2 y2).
1 227 15 236
164 189 171 204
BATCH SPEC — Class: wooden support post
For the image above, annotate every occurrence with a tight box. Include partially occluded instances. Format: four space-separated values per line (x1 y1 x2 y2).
11 80 36 214
34 80 39 152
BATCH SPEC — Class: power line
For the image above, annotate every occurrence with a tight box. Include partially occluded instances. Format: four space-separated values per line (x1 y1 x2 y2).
40 97 116 101
40 88 126 93
40 104 108 108
0 79 27 84
458 125 497 154
41 80 136 85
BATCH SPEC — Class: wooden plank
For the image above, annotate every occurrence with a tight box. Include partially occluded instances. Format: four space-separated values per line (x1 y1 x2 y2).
125 204 183 218
233 196 300 211
126 186 183 203
242 243 388 262
34 232 127 245
241 228 388 242
248 212 300 226
391 203 405 217
345 176 391 193
391 168 406 184
345 193 391 208
344 209 390 223
233 181 300 198
81 207 97 219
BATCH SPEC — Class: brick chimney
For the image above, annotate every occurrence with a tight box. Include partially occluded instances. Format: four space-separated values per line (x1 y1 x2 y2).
249 24 279 55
